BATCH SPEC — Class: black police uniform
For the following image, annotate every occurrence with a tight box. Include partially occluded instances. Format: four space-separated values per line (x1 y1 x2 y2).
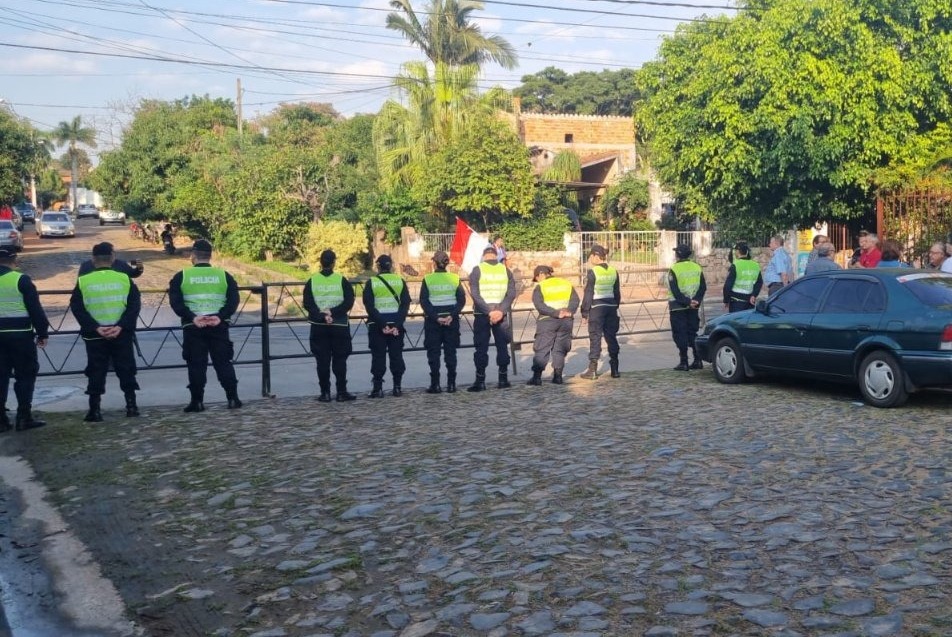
530 275 580 383
722 258 764 313
363 271 411 396
303 268 356 401
468 258 516 390
169 263 241 408
668 260 707 369
69 267 141 418
581 263 621 374
420 269 465 393
0 261 50 431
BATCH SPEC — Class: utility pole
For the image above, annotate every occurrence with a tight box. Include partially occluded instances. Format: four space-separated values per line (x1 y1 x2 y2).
236 78 243 137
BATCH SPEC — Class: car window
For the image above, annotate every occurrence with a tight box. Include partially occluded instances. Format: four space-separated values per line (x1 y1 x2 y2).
770 277 830 314
0 221 14 229
820 279 886 313
44 214 68 222
898 272 952 310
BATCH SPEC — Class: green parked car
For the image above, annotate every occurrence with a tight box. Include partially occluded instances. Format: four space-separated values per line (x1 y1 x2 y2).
696 269 952 407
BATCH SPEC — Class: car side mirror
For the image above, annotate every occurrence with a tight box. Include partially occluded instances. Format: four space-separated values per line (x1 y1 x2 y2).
755 299 768 314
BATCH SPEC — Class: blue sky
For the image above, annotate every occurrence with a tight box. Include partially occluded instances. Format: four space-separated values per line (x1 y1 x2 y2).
0 0 734 155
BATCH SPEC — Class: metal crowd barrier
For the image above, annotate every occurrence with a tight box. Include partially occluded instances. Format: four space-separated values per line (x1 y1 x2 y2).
35 282 673 397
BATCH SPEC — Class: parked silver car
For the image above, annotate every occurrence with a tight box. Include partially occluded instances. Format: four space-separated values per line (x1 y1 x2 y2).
36 211 76 238
0 219 24 251
98 209 126 225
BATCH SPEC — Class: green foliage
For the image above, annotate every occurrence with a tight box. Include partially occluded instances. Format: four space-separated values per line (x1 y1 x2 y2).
496 208 572 251
596 173 651 230
414 113 535 229
0 112 32 202
304 220 369 277
358 187 433 244
514 67 640 116
635 0 952 228
542 150 582 209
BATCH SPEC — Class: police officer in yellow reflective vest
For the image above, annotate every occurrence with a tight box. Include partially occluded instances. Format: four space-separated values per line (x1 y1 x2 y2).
0 246 49 432
723 242 763 313
668 244 707 371
364 254 411 398
580 244 621 380
70 242 141 422
527 265 579 386
467 245 516 392
420 250 465 394
304 249 357 402
169 239 241 412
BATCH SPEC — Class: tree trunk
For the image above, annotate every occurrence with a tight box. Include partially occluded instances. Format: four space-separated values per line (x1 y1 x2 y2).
70 146 78 211
30 175 37 208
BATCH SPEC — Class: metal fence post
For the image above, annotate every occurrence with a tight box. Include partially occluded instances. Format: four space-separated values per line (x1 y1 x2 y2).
258 284 271 397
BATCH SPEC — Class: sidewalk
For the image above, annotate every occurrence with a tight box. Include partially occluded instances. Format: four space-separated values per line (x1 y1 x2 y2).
31 331 683 413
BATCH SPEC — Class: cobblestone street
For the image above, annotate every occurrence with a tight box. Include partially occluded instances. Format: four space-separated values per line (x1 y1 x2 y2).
3 369 951 636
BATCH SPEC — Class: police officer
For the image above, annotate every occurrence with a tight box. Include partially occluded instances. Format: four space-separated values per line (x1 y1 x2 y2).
527 265 579 386
364 254 411 398
420 250 464 394
303 249 357 402
78 241 144 279
467 245 516 392
168 239 241 412
723 242 763 313
69 242 141 422
579 244 621 380
0 247 49 431
668 244 707 371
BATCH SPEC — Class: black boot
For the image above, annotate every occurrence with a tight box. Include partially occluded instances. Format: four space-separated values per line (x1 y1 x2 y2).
83 395 103 423
579 360 598 380
15 407 46 431
609 357 620 378
336 384 357 401
467 373 486 392
552 369 564 385
446 372 457 394
498 366 511 389
674 357 690 371
391 376 403 397
317 384 332 402
0 409 11 433
184 389 205 413
426 373 442 394
226 389 243 409
124 392 139 417
369 378 384 398
527 369 543 386
690 350 703 369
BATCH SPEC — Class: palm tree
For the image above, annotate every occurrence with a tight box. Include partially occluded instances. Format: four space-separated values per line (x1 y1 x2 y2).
386 0 518 70
52 116 97 210
373 61 508 188
26 129 53 208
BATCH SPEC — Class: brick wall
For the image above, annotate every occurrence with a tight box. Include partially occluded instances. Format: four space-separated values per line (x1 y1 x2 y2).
519 114 635 146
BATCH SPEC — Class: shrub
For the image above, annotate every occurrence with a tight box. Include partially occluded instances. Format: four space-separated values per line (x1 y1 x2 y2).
304 220 369 276
497 209 572 251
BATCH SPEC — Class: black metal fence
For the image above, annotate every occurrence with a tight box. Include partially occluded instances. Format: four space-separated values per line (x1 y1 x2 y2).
36 281 674 397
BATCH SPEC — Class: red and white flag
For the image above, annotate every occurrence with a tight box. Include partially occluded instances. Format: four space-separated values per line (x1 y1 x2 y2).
449 217 488 274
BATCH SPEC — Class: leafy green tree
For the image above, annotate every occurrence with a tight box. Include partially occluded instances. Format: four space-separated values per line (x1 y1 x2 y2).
542 150 582 210
636 0 952 230
514 67 639 116
0 111 32 203
414 113 535 228
52 116 96 210
24 128 53 207
386 0 517 69
597 173 651 230
91 96 236 218
36 168 65 210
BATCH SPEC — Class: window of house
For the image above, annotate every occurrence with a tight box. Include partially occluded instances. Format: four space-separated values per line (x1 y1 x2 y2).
564 133 574 143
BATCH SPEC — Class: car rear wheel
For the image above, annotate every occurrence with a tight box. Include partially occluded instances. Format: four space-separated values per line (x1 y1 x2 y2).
858 351 908 408
712 337 746 384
